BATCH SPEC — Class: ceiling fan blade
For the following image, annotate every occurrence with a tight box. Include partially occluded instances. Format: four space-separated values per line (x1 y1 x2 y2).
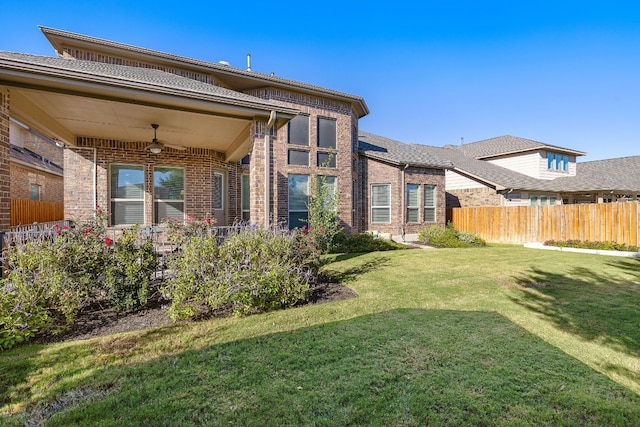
163 143 187 151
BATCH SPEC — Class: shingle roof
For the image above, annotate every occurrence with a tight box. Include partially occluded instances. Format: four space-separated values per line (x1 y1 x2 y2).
550 156 640 193
358 131 453 169
452 135 585 159
360 131 638 193
10 145 63 176
0 51 297 112
39 26 369 117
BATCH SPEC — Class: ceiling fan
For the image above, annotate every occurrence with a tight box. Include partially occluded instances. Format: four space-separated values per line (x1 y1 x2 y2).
146 124 187 154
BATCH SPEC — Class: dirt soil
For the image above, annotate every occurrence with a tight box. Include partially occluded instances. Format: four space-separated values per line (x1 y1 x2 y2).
39 281 357 343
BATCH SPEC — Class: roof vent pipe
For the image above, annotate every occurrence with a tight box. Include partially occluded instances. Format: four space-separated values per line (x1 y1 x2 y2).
247 53 252 71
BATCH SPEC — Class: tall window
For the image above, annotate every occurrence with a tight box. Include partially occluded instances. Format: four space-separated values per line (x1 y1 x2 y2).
317 117 336 149
154 167 184 223
288 174 309 229
241 174 250 221
424 185 436 222
111 164 144 225
30 184 41 201
371 184 391 223
288 114 309 146
212 171 224 210
406 184 419 223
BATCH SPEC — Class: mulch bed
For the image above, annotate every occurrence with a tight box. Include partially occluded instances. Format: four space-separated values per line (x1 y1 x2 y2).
36 281 357 344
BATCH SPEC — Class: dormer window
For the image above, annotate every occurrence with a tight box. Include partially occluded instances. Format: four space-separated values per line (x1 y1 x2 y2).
547 153 569 171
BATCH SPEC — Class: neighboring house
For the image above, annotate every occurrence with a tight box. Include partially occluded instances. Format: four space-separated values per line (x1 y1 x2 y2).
372 134 639 208
0 26 449 237
9 119 64 204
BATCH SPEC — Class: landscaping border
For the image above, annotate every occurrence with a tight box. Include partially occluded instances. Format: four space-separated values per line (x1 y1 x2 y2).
524 242 640 258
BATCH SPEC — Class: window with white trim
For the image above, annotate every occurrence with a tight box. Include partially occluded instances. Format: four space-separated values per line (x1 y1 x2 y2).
110 164 144 225
406 184 419 223
154 166 185 223
371 184 391 223
241 174 250 221
424 185 436 222
288 174 309 229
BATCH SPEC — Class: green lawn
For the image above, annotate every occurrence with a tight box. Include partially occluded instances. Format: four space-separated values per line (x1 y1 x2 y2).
2 244 640 426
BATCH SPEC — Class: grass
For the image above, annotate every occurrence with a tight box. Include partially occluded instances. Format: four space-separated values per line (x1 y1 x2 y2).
1 244 640 426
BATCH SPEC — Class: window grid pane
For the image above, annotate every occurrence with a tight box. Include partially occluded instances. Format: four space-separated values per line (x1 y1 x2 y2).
288 174 309 229
424 185 436 223
111 164 145 225
317 117 336 149
213 172 223 210
288 115 309 146
241 175 250 221
371 184 391 223
406 184 419 223
154 166 185 223
288 149 309 166
317 152 336 168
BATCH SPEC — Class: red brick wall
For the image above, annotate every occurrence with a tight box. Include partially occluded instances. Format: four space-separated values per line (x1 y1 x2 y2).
247 88 358 232
360 157 446 236
446 187 503 208
0 88 10 230
10 163 63 202
65 138 237 225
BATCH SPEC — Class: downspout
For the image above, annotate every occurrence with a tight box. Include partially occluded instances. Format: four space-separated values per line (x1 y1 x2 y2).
401 164 409 242
264 111 277 228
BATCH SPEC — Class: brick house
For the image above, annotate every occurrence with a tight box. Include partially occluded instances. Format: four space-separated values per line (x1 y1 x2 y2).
0 27 449 237
9 119 64 204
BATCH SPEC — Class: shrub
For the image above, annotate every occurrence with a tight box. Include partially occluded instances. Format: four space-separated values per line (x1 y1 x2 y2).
104 226 159 311
330 232 407 253
543 239 639 252
418 225 486 248
164 227 317 320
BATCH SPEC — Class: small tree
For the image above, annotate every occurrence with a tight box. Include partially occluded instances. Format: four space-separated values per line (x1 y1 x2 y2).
305 172 342 254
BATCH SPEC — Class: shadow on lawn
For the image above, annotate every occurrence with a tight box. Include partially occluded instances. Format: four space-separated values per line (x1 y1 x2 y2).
510 257 640 358
11 309 640 426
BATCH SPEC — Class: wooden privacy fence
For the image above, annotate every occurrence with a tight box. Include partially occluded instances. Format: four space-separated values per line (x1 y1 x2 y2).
450 203 640 246
10 199 64 227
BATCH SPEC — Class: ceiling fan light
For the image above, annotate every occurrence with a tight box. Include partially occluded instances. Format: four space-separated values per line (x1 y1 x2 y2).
147 142 162 154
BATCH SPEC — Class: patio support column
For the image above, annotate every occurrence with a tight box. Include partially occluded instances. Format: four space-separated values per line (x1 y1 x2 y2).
250 120 267 227
0 87 11 231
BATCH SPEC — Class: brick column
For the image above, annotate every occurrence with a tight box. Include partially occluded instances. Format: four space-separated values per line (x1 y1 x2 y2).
0 88 11 230
249 120 266 227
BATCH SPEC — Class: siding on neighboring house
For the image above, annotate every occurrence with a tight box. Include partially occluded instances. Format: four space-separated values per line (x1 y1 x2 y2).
486 152 546 179
445 170 487 190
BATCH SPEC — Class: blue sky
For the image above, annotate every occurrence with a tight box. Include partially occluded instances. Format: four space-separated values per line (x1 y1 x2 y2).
2 0 639 161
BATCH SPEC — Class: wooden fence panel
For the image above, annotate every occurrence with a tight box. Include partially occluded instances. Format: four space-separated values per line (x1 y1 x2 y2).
450 203 640 246
10 199 64 227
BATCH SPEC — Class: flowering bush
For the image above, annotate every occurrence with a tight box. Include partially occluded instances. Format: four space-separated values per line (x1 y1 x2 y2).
0 207 160 349
161 215 217 244
164 226 317 320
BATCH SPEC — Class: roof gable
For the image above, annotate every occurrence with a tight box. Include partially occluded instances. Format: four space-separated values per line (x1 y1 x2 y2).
453 135 586 159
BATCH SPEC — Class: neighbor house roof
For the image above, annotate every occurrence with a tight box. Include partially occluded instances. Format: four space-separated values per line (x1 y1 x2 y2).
550 156 640 193
10 145 63 176
452 135 586 159
358 131 453 169
39 26 369 118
